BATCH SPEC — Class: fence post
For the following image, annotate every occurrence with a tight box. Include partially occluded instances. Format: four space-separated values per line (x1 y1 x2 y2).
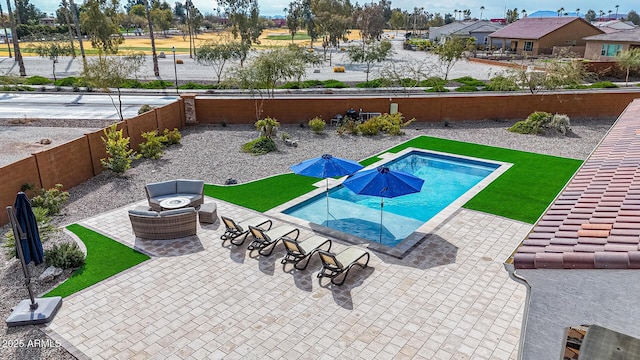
180 94 197 124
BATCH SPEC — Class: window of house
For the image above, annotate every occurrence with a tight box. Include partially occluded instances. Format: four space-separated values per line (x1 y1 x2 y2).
524 41 534 51
601 43 622 56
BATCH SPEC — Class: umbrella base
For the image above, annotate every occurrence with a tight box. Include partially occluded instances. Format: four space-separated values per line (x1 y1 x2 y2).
6 297 62 327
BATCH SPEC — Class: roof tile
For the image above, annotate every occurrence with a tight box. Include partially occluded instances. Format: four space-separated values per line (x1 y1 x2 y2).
594 252 629 269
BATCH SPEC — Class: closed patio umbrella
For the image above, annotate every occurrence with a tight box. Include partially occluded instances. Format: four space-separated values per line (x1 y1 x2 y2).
291 154 363 224
6 192 62 327
343 166 424 243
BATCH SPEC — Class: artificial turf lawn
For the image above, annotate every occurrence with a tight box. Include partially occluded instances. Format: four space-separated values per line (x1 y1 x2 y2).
44 224 150 298
204 136 581 225
360 136 582 224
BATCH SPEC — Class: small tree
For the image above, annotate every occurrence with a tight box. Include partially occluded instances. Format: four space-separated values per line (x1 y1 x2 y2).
32 41 75 82
346 40 394 81
432 37 475 81
196 40 248 83
83 55 137 120
616 48 640 86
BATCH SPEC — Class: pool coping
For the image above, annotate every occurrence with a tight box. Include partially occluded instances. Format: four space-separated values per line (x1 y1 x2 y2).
267 148 513 258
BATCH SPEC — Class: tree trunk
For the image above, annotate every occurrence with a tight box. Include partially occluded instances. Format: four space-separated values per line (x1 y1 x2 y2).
7 0 25 76
61 0 76 57
0 3 11 57
68 0 86 69
144 0 159 77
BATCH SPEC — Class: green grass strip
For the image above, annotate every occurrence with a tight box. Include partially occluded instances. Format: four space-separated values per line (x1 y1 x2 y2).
204 173 318 212
44 224 150 298
360 136 582 224
265 33 311 41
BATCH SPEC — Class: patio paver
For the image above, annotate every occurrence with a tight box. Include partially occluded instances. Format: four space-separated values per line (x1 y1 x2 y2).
44 198 529 359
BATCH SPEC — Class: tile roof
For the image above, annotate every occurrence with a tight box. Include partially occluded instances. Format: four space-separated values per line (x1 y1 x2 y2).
513 99 640 269
451 21 504 36
489 17 592 40
583 26 640 42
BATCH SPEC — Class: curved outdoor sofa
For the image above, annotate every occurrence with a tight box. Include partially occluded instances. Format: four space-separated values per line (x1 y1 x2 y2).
145 179 204 211
128 207 197 240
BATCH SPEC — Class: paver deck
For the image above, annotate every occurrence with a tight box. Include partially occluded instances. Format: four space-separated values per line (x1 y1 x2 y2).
45 198 529 359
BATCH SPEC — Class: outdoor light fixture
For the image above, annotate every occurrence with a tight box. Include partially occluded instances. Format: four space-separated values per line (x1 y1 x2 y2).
172 46 178 94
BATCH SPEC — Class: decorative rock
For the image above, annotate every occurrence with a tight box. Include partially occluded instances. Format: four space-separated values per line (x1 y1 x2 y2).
39 266 63 282
39 138 52 145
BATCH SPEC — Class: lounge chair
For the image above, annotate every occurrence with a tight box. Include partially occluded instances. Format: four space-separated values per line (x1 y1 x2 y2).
281 235 332 270
317 247 370 285
247 225 300 256
220 216 272 245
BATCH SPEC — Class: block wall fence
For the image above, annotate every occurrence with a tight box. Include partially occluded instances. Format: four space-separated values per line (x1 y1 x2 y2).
1 91 638 226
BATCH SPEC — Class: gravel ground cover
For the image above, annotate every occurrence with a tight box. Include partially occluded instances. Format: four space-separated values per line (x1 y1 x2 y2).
0 117 615 359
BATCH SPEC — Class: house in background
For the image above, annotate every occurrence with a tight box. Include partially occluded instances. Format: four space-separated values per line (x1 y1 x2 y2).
446 21 505 48
428 21 474 43
583 27 640 60
488 17 604 56
591 19 636 34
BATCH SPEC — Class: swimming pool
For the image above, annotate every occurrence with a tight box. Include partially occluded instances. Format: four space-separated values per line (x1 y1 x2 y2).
282 149 506 247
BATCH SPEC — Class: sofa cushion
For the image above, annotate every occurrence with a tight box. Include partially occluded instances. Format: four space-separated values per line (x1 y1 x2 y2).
146 180 177 198
176 179 204 195
128 209 159 217
159 207 196 217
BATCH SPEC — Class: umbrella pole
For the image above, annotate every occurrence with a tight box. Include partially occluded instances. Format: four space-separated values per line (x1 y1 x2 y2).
380 198 384 243
7 207 38 309
326 178 330 226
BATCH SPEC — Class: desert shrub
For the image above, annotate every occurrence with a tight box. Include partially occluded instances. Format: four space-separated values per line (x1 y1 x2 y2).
31 184 69 216
548 114 571 135
303 80 324 87
455 84 480 92
357 117 383 135
101 124 140 174
54 76 81 87
24 76 52 85
255 117 280 139
176 59 184 64
141 80 172 89
279 82 303 89
45 242 85 269
485 75 519 91
508 111 553 135
322 79 348 88
120 79 144 88
333 66 345 73
453 76 485 86
179 82 215 89
138 104 153 114
399 78 419 87
337 119 359 135
421 77 446 87
162 128 182 145
241 137 277 155
139 130 167 159
356 78 388 88
308 117 326 134
280 132 291 141
589 81 618 88
355 113 414 136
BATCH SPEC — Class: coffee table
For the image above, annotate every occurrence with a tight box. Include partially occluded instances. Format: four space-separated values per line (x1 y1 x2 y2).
159 196 191 210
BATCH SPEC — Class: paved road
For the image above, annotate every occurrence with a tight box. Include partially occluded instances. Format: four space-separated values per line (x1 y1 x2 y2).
0 93 178 119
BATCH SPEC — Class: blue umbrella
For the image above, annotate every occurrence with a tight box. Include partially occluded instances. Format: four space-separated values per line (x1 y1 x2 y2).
291 154 363 224
343 166 425 242
14 192 44 265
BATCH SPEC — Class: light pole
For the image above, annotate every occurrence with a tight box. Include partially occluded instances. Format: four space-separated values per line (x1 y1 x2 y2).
172 46 178 94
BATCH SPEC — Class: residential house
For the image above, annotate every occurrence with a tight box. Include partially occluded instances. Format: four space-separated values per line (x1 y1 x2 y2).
428 21 474 43
446 20 505 48
488 17 604 56
583 27 640 60
504 99 640 359
592 19 636 34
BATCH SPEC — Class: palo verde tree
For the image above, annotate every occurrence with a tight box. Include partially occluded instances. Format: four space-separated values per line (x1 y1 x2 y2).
83 55 137 121
196 39 249 83
346 39 394 81
80 0 123 54
432 37 475 81
32 40 75 81
616 48 640 86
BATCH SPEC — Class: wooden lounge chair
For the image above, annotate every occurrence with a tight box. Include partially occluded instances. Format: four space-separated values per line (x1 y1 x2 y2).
248 225 300 256
220 216 272 245
281 235 332 270
317 247 370 285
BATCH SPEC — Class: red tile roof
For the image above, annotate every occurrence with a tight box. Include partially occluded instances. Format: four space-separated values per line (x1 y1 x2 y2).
513 99 640 269
489 17 594 40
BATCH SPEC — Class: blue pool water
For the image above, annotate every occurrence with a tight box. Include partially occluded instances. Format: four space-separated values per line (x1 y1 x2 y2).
283 151 500 247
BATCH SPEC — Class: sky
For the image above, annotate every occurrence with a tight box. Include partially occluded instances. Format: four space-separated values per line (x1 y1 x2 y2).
28 0 638 22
